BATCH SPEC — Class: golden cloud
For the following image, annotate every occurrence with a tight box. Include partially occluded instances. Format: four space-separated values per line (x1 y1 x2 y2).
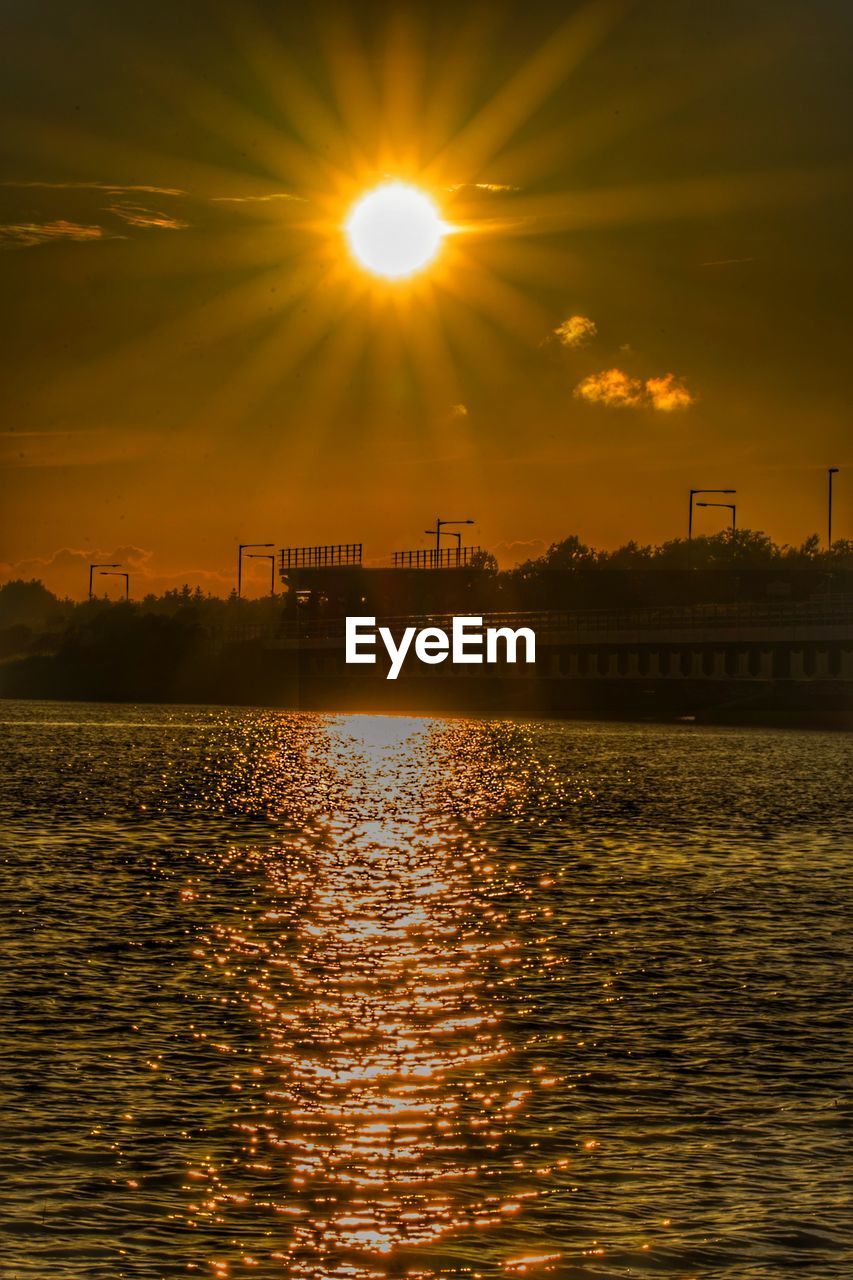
645 373 695 411
0 220 106 249
575 367 644 407
0 544 233 601
575 368 695 411
105 203 189 230
554 314 597 347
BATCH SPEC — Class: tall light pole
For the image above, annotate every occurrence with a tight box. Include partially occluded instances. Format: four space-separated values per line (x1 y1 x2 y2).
828 467 839 549
89 562 120 599
696 501 737 533
426 528 462 566
433 518 474 565
237 543 274 599
688 488 735 569
245 552 276 596
689 489 736 540
100 570 129 600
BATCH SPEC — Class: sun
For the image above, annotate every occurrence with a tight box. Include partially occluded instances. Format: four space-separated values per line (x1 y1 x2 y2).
344 181 447 280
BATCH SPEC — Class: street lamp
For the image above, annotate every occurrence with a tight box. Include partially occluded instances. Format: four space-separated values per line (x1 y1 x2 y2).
828 467 839 550
100 570 129 600
688 489 735 540
432 518 474 563
696 501 736 533
89 562 120 599
245 552 276 596
426 528 462 566
237 543 274 598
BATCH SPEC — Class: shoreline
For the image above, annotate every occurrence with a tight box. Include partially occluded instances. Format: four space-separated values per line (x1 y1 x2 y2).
3 680 850 731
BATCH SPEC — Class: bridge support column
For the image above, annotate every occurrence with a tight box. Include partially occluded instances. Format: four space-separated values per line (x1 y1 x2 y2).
789 650 805 680
758 651 774 680
842 650 853 680
690 651 704 679
647 651 662 678
736 651 751 679
814 650 831 679
558 651 580 678
712 651 727 679
626 651 640 677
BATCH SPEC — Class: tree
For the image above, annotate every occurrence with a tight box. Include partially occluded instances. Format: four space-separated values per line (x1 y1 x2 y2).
0 579 64 628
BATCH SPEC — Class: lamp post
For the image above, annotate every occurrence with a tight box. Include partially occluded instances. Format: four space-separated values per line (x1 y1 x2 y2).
426 528 462 566
89 562 120 599
237 543 274 599
688 488 735 569
245 552 276 596
433 518 474 565
688 489 736 540
828 467 839 550
696 501 737 533
100 570 129 600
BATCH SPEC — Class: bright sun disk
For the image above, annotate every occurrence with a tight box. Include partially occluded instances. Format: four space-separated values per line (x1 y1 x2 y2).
345 181 446 280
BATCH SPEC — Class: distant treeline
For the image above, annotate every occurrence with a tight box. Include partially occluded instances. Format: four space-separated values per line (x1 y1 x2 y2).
1 530 850 705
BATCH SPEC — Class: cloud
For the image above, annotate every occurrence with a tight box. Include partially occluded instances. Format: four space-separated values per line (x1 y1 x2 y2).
449 403 469 418
1 181 186 196
0 219 107 249
211 191 303 204
0 428 160 468
447 182 520 194
553 314 597 348
574 368 695 411
490 538 549 568
574 367 644 408
105 202 189 230
0 545 233 601
645 373 695 411
700 257 754 267
0 178 306 249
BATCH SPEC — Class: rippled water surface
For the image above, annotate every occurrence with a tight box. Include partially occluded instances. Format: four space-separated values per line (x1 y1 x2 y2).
1 702 851 1279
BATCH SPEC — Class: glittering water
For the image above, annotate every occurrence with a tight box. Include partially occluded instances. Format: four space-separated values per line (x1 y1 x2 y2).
0 703 851 1279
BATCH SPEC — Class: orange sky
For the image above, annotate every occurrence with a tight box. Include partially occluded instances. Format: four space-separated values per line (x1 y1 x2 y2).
1 0 851 599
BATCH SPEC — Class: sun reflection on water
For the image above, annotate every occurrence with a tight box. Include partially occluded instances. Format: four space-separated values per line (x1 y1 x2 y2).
186 714 541 1278
4 707 847 1277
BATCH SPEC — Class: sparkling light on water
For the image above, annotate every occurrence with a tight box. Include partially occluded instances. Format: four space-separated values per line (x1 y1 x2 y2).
0 705 850 1278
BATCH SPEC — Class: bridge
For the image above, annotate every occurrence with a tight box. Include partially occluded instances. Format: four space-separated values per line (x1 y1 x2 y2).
223 599 851 678
214 599 853 725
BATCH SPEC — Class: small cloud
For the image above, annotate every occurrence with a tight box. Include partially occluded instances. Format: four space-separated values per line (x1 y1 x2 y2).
553 314 597 348
645 373 695 411
447 182 520 194
575 367 644 408
0 544 232 600
0 428 158 468
490 538 549 568
0 219 107 249
1 181 186 196
575 368 695 412
449 403 469 418
212 191 303 204
700 256 754 267
105 203 189 230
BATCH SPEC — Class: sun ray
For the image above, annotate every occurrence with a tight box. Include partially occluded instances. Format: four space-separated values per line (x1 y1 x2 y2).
432 0 630 183
462 165 852 239
14 0 849 499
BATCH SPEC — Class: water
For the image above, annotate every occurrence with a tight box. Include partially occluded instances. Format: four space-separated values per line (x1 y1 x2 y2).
0 702 850 1279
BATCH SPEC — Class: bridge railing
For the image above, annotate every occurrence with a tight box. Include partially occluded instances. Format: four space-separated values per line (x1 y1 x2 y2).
391 547 484 568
